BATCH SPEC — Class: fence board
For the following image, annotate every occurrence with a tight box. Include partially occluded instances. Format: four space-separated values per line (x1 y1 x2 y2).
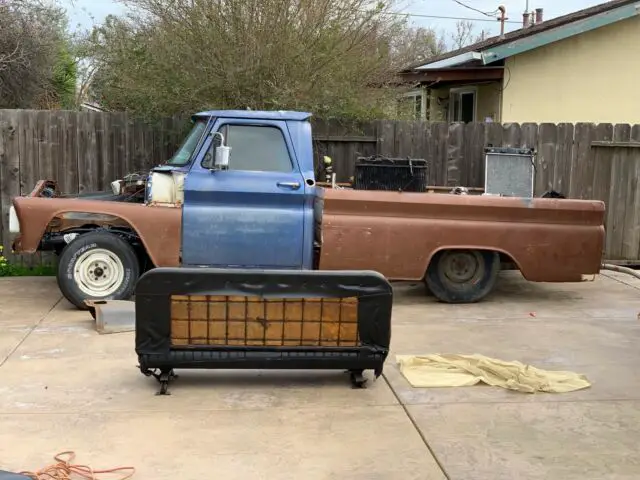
624 125 640 260
432 123 449 186
160 117 174 167
569 123 593 199
535 123 555 196
616 125 636 260
377 120 395 157
447 123 464 187
553 123 575 195
37 111 55 184
502 123 521 148
60 111 79 194
77 111 99 193
111 112 127 180
143 122 155 171
394 120 412 158
422 122 436 185
95 112 111 191
18 110 37 196
601 125 628 259
462 122 483 188
0 111 21 264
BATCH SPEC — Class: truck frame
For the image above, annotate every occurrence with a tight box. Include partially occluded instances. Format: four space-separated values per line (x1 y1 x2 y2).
8 110 606 309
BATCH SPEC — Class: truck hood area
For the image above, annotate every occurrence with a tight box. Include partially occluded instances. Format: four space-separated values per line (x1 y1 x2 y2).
11 195 182 267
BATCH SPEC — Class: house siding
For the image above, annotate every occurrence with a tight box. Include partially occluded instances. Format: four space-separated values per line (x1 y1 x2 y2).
476 83 502 122
501 15 640 124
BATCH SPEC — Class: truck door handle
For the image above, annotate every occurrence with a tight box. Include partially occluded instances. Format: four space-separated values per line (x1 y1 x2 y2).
277 181 301 190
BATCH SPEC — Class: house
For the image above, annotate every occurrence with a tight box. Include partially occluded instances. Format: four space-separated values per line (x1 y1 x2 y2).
398 0 640 124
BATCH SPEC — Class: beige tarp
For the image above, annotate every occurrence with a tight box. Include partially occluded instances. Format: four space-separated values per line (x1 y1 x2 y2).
396 353 591 393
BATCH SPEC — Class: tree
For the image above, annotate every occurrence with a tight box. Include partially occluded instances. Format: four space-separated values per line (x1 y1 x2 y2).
0 0 77 109
81 0 437 120
391 26 447 67
450 20 491 50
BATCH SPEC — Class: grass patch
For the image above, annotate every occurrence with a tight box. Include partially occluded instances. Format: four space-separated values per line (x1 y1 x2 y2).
0 264 57 277
0 247 57 277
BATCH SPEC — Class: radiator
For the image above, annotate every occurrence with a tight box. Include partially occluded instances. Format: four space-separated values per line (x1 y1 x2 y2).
484 147 536 198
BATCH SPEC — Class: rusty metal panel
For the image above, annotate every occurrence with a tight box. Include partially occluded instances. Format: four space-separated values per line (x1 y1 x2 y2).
317 187 605 282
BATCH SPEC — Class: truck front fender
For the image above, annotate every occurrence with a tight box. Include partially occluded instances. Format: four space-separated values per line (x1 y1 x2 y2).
12 196 182 267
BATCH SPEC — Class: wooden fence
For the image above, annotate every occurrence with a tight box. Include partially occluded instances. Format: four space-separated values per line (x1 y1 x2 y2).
1 109 640 266
314 119 640 264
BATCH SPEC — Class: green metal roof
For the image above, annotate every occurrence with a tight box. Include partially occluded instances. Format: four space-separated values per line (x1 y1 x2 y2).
481 2 640 64
407 0 640 71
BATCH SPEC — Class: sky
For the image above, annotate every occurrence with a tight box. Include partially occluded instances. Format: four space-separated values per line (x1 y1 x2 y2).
59 0 609 38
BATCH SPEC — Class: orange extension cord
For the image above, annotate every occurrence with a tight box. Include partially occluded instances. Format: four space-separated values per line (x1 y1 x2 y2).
18 451 135 480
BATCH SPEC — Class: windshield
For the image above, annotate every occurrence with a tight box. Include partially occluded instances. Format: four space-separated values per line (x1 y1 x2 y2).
165 119 208 166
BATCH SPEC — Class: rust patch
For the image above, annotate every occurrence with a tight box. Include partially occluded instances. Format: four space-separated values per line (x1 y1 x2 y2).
317 188 605 282
12 196 182 267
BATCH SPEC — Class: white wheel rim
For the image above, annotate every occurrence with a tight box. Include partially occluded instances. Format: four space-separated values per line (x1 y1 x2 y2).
73 248 125 298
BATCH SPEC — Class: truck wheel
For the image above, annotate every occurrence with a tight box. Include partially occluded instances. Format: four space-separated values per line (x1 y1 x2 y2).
425 249 500 303
57 231 140 310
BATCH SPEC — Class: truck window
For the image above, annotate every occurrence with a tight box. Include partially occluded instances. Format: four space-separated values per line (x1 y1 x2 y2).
166 119 208 166
221 124 293 172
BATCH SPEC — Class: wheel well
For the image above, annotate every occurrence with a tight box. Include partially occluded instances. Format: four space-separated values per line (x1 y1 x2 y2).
425 247 521 278
497 251 519 270
48 219 155 272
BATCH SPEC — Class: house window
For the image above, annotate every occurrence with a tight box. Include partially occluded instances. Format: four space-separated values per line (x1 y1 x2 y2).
400 90 424 119
216 124 293 172
449 87 476 123
414 95 422 118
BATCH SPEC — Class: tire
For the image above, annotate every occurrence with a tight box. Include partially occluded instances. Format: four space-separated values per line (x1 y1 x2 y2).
56 231 140 310
425 249 500 304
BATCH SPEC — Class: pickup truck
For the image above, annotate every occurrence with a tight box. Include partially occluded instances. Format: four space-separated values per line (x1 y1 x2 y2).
9 109 606 309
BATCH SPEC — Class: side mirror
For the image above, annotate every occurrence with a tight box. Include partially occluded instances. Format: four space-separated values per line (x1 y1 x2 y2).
214 145 231 169
203 131 231 170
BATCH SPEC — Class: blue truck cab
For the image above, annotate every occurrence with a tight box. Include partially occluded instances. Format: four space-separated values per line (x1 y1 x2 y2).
151 110 319 270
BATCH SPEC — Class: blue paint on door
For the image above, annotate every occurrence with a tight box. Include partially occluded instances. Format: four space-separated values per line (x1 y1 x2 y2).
181 117 313 269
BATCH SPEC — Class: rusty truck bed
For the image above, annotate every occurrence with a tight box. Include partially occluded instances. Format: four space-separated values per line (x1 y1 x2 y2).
11 186 605 283
317 188 605 282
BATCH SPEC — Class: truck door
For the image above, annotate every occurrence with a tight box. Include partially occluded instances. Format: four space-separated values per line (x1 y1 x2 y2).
181 118 309 269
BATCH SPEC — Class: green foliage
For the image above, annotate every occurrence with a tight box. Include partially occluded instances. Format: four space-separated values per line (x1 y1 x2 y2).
0 0 78 109
51 43 79 110
80 0 448 121
0 247 56 277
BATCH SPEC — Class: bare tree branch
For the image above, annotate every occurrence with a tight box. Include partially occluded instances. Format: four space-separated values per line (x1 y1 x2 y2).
0 0 72 108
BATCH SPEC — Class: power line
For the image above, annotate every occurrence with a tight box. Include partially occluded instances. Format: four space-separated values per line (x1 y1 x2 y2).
370 10 521 24
450 0 497 17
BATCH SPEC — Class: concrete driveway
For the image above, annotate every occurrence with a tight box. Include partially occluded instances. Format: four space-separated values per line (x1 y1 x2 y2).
1 271 639 479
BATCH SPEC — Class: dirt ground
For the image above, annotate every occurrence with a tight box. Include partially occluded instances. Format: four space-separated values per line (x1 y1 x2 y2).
1 270 640 480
